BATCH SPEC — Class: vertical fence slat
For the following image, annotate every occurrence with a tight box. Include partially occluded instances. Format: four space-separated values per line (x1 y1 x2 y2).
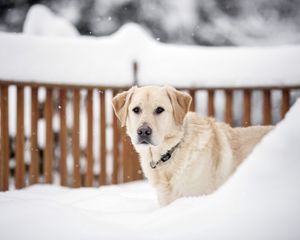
225 90 233 126
72 89 81 187
44 88 53 183
15 86 25 189
243 89 252 127
0 85 9 191
112 90 120 184
85 89 94 187
30 87 39 184
99 90 107 186
263 89 271 125
122 128 131 183
189 90 196 112
281 89 290 119
207 90 215 117
130 145 141 181
59 89 67 186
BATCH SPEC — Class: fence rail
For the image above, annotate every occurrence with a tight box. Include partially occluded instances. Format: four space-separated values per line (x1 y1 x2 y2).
0 76 300 191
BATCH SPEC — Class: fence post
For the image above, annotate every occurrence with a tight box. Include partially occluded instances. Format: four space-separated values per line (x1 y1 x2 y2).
189 89 196 112
112 90 120 184
44 88 53 183
72 89 81 187
243 89 252 127
85 89 94 187
133 61 138 86
99 90 107 186
59 89 67 186
225 90 233 126
207 90 215 117
0 85 9 191
122 127 131 183
263 89 271 125
281 89 290 119
30 87 39 184
15 86 25 189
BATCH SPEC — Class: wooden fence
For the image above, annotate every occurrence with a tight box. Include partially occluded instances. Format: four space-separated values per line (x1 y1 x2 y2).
0 78 299 191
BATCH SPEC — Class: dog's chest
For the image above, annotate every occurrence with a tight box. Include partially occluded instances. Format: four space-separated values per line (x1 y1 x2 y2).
167 150 215 197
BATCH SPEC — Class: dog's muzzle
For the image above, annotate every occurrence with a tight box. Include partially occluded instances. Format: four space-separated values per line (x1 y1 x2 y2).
137 124 152 145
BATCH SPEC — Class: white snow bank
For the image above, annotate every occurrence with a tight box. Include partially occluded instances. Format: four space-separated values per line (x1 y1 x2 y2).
0 23 300 87
23 4 79 37
1 98 300 240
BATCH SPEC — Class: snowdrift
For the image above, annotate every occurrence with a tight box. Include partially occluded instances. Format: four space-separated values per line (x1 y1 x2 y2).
0 99 300 240
1 23 300 87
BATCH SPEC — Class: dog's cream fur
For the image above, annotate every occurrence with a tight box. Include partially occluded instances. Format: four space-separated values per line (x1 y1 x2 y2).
112 86 273 206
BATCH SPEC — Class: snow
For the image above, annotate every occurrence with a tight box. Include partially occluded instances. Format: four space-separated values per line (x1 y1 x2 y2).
1 99 300 239
23 4 79 37
0 23 300 87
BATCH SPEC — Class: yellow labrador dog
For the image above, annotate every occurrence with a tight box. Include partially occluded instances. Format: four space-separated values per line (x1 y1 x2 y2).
112 86 273 206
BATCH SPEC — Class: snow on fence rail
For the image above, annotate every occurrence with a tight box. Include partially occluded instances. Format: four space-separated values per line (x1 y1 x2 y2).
0 68 300 191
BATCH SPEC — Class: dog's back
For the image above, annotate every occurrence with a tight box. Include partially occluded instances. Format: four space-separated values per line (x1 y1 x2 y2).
174 113 273 200
225 125 274 168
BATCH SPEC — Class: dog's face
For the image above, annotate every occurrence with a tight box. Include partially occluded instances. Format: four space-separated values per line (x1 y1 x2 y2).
112 86 192 147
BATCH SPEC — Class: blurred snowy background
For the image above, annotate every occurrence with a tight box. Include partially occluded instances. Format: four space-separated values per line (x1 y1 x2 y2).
1 0 300 46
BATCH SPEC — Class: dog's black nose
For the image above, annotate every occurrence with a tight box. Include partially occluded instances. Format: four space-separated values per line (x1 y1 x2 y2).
137 124 152 144
137 125 152 137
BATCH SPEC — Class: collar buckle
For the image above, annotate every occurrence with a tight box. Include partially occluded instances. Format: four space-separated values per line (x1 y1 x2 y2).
161 152 171 162
149 142 180 169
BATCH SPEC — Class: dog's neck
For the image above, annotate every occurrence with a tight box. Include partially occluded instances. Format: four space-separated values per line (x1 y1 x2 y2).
147 127 184 165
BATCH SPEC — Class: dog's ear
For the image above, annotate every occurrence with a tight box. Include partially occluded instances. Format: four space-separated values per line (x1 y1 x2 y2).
166 86 192 125
112 86 136 127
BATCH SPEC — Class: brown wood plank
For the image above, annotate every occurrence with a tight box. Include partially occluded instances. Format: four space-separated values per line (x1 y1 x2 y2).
99 90 107 186
59 89 67 186
0 85 9 191
207 90 215 117
243 90 252 127
85 89 94 187
263 90 272 125
122 128 131 183
281 89 290 119
133 61 138 86
30 87 39 184
44 88 53 183
15 86 25 189
130 144 141 181
72 89 81 188
189 90 196 112
225 90 233 126
112 90 120 184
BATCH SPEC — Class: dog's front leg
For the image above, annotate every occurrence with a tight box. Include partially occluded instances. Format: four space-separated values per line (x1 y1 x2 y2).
156 184 173 206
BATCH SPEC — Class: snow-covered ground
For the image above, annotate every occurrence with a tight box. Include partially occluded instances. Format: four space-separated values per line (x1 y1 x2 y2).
1 99 300 240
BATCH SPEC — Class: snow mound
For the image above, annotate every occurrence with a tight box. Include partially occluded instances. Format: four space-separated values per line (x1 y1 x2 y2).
23 4 79 37
0 99 300 239
1 22 300 86
111 23 154 44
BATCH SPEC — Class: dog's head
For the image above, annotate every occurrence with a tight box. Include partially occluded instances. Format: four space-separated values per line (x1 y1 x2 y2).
112 86 192 147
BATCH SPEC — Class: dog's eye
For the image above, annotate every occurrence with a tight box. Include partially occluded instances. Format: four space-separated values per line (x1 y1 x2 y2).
132 107 141 114
155 107 165 114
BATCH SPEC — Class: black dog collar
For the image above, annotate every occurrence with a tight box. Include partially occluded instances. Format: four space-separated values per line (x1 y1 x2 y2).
150 142 180 169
